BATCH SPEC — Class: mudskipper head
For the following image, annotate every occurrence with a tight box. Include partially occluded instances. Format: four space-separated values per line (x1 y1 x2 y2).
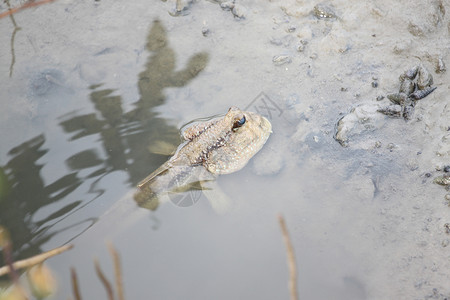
205 106 272 174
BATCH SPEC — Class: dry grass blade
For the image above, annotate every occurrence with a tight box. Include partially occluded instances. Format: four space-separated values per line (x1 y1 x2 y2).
0 244 73 276
94 259 115 300
71 267 82 300
278 214 299 300
0 0 57 19
107 243 124 300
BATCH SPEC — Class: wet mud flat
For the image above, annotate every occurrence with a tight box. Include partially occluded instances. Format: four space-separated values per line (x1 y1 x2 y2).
0 0 449 299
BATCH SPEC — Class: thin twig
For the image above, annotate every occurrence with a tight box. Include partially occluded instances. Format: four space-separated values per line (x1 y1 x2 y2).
107 243 124 300
94 259 115 300
71 267 82 300
0 0 57 19
5 0 21 77
0 244 73 276
9 23 21 77
2 241 20 284
278 214 299 300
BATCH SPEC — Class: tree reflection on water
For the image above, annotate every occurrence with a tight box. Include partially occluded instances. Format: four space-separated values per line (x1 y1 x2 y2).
0 20 209 263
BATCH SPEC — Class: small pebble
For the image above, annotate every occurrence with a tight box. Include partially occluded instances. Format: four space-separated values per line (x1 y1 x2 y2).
313 3 337 19
220 1 234 11
232 4 246 19
387 143 396 151
444 223 450 234
296 43 305 52
286 25 296 33
272 55 292 66
436 57 446 73
371 81 378 88
443 165 450 173
202 28 210 37
376 95 384 101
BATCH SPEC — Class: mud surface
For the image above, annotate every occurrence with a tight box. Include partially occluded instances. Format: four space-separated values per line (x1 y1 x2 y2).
1 0 449 299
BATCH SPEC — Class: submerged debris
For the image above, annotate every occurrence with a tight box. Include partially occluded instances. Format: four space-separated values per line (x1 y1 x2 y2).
272 55 292 66
169 0 193 16
231 4 247 19
378 65 437 120
334 104 384 147
434 174 450 187
220 1 235 11
436 57 446 73
219 1 246 19
313 3 337 19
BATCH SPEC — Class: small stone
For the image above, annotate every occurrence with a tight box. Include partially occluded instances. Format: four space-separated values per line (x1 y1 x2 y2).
443 165 450 173
371 81 378 88
387 143 396 151
272 55 292 66
376 95 384 101
436 57 446 73
296 43 305 52
220 1 234 11
313 3 337 19
202 28 210 37
232 4 246 19
434 174 450 186
409 163 419 171
341 87 348 92
286 25 296 33
442 239 449 247
444 223 450 234
334 104 384 147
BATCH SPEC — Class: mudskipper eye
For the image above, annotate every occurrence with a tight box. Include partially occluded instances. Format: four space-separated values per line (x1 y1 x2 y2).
232 115 246 131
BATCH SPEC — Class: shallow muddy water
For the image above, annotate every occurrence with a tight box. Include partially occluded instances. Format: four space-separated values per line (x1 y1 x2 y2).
0 0 449 299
